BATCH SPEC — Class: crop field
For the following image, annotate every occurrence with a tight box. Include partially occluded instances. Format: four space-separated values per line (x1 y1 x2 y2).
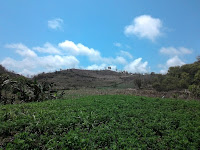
1 95 200 149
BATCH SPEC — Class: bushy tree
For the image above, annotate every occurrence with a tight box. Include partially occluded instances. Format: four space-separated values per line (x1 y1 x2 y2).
168 66 181 78
189 85 200 98
134 77 142 89
194 70 200 84
189 70 200 97
152 58 200 96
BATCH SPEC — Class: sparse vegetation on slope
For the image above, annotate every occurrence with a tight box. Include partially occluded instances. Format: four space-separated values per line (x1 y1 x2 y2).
33 69 155 90
1 95 200 149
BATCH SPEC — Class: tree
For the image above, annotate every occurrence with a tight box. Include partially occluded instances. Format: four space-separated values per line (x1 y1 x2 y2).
134 77 142 89
189 85 200 98
168 66 181 78
194 70 200 84
188 70 200 98
152 82 162 92
162 76 179 91
178 72 190 89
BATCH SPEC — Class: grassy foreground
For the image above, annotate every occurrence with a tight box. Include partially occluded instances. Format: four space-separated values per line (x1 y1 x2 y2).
0 95 200 149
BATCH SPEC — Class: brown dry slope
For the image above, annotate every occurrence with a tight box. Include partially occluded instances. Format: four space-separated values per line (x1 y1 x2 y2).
33 69 142 90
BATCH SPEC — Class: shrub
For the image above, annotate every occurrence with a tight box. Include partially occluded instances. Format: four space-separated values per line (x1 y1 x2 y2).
0 75 63 104
189 85 200 98
134 77 142 89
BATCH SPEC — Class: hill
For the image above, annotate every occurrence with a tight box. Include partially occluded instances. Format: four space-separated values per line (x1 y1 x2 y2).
1 58 200 101
0 65 21 78
33 69 151 90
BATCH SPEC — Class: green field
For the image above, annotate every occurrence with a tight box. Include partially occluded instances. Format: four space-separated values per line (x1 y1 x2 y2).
1 95 200 149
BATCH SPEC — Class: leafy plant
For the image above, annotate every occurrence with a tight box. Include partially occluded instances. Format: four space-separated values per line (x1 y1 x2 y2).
1 95 200 149
0 75 63 104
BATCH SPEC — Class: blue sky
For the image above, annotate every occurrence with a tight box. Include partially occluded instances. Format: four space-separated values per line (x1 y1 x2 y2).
0 0 199 76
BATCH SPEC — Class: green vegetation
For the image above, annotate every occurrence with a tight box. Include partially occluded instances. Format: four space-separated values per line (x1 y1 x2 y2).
153 59 200 98
0 74 64 105
1 95 200 149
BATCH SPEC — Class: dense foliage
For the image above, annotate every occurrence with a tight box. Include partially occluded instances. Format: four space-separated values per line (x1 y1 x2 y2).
153 60 200 97
0 74 63 105
1 95 200 149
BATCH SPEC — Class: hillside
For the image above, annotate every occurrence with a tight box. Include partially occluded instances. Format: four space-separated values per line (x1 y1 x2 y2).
33 69 148 90
1 59 200 103
0 65 21 78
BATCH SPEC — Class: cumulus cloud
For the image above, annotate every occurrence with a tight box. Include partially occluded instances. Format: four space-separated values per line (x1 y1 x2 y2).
59 40 127 65
160 47 192 56
159 56 185 74
33 42 61 54
86 64 106 70
166 56 185 67
1 40 133 76
48 18 63 30
159 46 192 74
124 15 162 41
19 69 36 77
38 55 79 71
1 43 79 76
1 57 37 71
58 40 101 58
124 58 148 73
1 55 79 76
5 43 37 58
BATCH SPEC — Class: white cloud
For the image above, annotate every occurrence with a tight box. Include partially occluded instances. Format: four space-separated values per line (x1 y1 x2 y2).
114 42 121 47
160 69 167 74
166 56 185 67
33 42 61 54
48 18 63 30
124 15 162 41
59 40 127 65
119 50 133 59
38 55 79 71
58 40 101 58
86 64 117 71
19 69 35 77
159 46 191 74
2 41 133 76
1 43 79 76
159 56 185 74
124 58 148 73
76 43 101 59
86 64 106 70
1 57 37 71
160 47 192 56
1 55 79 76
5 43 37 58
